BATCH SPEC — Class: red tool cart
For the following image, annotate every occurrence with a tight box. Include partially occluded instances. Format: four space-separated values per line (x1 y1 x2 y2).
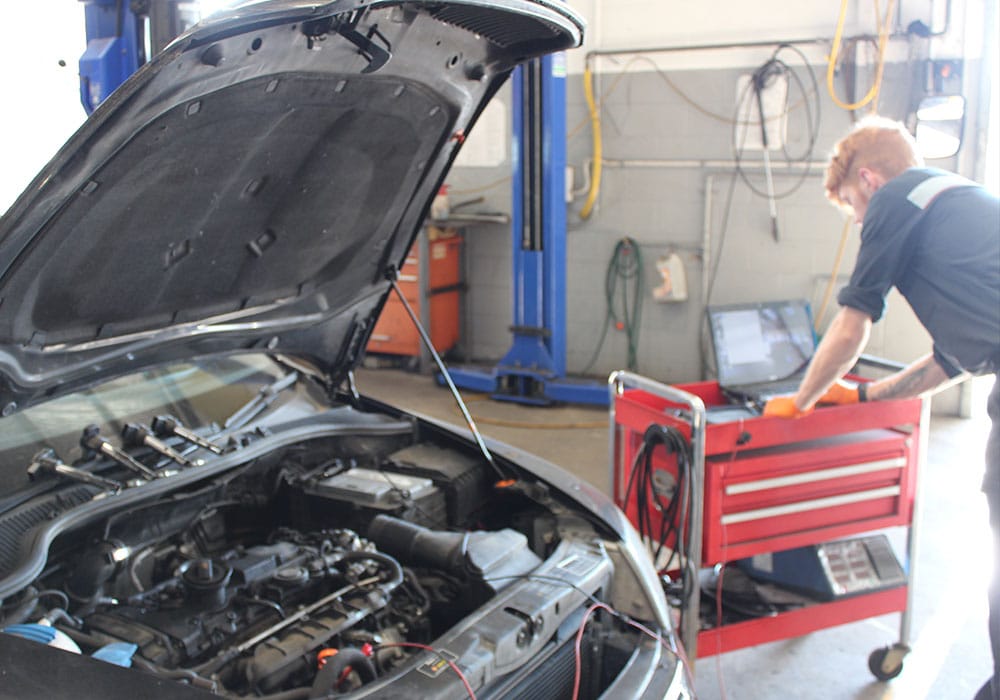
608 371 928 680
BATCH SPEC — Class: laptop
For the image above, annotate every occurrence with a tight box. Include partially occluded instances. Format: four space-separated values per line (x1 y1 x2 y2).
706 299 817 409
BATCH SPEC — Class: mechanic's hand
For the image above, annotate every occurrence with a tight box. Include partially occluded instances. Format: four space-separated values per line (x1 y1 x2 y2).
762 395 810 419
816 381 860 405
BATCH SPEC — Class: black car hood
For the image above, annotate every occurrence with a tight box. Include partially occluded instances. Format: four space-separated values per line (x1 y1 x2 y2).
0 0 582 414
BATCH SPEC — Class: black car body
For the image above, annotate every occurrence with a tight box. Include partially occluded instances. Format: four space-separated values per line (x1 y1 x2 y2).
0 2 690 697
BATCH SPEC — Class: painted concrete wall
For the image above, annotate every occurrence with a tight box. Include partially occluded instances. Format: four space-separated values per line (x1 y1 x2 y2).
448 0 994 414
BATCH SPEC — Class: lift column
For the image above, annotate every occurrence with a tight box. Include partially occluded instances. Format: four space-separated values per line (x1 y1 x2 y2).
493 56 566 402
448 54 607 405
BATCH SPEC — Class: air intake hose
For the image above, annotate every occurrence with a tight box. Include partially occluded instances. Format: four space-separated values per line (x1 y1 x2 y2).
367 515 542 587
367 515 468 576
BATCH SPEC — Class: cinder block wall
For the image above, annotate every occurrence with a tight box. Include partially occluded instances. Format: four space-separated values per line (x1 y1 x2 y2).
445 0 992 416
452 63 943 382
440 0 989 412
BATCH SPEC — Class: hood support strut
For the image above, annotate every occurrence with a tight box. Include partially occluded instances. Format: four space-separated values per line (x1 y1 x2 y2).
385 270 506 481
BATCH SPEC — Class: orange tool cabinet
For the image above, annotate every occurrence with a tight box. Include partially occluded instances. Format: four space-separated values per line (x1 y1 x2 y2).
608 371 928 679
367 228 462 364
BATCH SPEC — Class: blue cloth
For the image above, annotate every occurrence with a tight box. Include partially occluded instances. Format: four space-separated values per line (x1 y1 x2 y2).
92 641 138 668
3 623 57 645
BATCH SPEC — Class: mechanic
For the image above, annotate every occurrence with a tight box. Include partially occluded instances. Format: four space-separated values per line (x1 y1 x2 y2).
763 115 1000 700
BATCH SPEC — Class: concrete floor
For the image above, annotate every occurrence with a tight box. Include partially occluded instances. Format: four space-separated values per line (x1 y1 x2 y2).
355 366 994 700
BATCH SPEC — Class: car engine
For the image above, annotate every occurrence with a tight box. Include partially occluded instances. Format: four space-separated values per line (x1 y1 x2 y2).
87 525 414 693
0 423 657 698
75 514 538 695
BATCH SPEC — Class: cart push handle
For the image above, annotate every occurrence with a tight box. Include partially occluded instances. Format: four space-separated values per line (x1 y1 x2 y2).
607 371 707 662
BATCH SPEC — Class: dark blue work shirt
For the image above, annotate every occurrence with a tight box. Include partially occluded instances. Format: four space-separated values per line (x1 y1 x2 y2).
837 167 1000 377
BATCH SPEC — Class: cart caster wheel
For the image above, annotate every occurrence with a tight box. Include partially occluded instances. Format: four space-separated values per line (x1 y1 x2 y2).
868 643 909 681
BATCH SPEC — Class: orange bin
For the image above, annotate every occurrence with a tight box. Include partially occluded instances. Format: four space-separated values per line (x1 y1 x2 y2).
367 233 462 358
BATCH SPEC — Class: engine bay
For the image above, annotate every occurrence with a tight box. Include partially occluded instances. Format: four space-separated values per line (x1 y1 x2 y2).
0 412 649 698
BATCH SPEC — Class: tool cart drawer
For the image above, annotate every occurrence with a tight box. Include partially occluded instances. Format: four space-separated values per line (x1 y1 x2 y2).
612 380 922 566
703 429 914 561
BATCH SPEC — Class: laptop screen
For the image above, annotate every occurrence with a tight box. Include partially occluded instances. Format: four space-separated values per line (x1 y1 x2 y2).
707 299 817 387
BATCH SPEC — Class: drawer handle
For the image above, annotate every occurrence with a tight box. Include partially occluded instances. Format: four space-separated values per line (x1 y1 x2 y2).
724 457 907 495
397 274 418 283
370 334 392 342
720 485 901 525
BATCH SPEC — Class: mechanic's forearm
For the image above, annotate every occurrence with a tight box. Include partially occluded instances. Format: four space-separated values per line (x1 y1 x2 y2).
795 307 871 410
866 353 958 400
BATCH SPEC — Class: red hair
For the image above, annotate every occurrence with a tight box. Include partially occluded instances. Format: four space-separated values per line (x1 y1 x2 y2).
825 116 923 208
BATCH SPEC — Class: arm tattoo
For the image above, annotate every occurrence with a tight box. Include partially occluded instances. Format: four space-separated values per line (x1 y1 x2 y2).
875 364 933 400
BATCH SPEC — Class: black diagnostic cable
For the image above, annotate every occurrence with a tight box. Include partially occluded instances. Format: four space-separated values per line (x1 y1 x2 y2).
732 44 823 202
703 44 823 366
623 423 694 626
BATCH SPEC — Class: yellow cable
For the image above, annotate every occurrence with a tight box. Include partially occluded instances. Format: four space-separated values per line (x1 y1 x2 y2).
568 61 629 140
826 0 896 112
869 0 895 114
869 4 889 115
818 0 894 331
448 175 513 197
571 52 817 213
453 393 607 430
815 218 853 332
567 55 740 142
470 415 608 430
580 64 603 220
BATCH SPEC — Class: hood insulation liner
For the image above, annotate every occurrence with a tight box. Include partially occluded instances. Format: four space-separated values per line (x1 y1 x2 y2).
2 74 450 347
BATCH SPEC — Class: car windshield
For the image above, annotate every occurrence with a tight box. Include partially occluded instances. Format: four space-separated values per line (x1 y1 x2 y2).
0 354 289 478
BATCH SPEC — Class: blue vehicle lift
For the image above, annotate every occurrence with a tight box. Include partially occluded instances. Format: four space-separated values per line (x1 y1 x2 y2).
78 0 146 114
446 54 608 406
79 0 191 114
